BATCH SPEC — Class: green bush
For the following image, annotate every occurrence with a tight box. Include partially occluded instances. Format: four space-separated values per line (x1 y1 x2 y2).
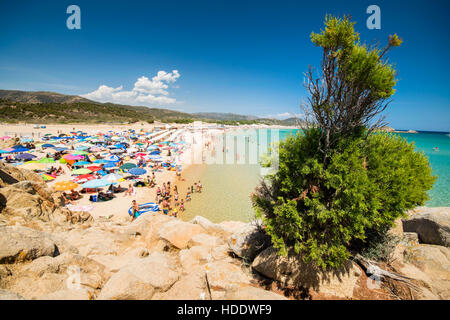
252 129 435 269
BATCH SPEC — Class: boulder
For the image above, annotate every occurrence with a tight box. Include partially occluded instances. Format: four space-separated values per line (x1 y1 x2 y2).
154 269 207 300
190 216 246 238
179 246 212 270
228 221 271 261
158 220 203 249
188 233 221 248
402 207 450 247
21 252 110 290
37 289 92 300
404 244 450 299
206 260 251 291
225 285 288 300
403 232 419 245
115 252 179 292
97 270 154 300
0 290 25 300
0 226 57 263
251 246 361 298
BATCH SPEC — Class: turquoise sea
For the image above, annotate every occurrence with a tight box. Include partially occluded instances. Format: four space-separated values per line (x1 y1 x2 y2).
181 129 450 223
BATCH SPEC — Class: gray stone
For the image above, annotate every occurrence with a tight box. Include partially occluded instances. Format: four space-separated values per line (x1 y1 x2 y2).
402 207 450 247
228 221 271 261
251 246 361 298
0 226 57 263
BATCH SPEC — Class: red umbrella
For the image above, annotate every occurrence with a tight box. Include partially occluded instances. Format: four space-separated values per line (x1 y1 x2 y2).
87 166 102 172
73 174 96 183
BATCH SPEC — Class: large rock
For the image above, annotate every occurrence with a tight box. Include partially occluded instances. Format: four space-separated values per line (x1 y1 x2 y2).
225 285 288 300
179 246 212 270
0 226 58 263
37 289 92 300
188 233 221 248
153 268 207 300
97 270 154 300
404 244 450 299
206 260 251 291
402 207 450 247
228 221 271 261
251 246 361 299
99 252 179 299
0 290 25 300
189 216 246 238
158 220 203 249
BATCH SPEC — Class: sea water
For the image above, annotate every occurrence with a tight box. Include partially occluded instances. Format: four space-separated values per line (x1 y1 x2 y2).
181 129 450 223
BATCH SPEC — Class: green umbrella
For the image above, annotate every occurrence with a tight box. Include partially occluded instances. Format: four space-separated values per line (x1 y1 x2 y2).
120 163 137 170
72 151 89 155
38 157 56 163
72 168 92 175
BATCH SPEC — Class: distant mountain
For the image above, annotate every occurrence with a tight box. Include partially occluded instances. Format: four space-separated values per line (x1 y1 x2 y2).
0 90 92 104
193 112 259 121
0 89 303 126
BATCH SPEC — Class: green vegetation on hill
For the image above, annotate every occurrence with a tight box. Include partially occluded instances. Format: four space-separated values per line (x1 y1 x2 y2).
0 90 303 126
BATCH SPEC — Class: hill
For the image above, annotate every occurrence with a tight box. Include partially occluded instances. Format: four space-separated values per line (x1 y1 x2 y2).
0 89 303 126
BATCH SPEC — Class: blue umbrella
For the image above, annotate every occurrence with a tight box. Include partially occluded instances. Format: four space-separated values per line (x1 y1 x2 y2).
73 161 91 166
42 144 55 148
15 153 36 160
11 147 29 153
80 179 113 189
129 168 147 175
106 155 120 162
53 147 68 151
103 161 117 168
94 159 109 164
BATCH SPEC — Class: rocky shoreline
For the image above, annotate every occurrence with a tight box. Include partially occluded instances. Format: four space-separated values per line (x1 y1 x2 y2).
0 161 449 300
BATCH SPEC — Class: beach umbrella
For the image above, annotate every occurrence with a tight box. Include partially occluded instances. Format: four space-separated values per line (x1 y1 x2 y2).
110 149 125 154
73 161 90 166
10 147 29 153
72 168 92 175
0 149 9 154
120 163 136 170
21 138 34 143
106 154 120 162
53 181 79 191
64 154 84 161
41 174 55 181
103 162 117 169
42 144 55 148
103 173 124 183
87 166 102 172
38 157 56 163
0 136 11 140
73 174 96 183
93 159 109 164
72 151 89 155
15 153 36 160
80 179 112 189
128 168 147 176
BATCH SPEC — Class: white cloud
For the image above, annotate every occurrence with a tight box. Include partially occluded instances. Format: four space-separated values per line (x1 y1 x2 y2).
263 112 304 120
82 70 180 107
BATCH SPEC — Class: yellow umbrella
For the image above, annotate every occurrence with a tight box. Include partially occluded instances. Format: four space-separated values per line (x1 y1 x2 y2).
53 181 79 191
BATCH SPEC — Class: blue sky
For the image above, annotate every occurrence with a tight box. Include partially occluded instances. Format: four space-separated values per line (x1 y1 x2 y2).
0 0 449 131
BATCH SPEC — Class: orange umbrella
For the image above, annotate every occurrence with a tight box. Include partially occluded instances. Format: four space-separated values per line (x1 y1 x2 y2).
53 181 79 191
